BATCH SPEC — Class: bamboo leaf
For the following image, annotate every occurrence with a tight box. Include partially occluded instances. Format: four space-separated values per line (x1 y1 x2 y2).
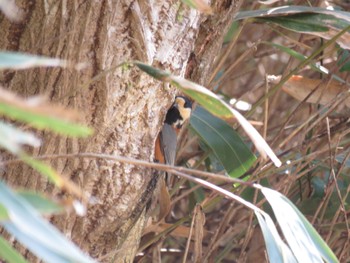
255 211 297 263
0 191 63 221
0 182 96 263
21 155 64 187
261 187 339 263
236 6 350 49
0 121 41 154
0 88 92 137
18 191 63 215
0 236 28 263
190 106 256 178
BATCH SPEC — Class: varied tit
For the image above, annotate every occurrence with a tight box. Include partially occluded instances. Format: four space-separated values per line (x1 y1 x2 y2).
155 96 193 167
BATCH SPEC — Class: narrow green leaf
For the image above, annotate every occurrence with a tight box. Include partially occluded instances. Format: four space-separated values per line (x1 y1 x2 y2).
180 87 233 118
223 21 239 44
0 236 28 263
262 42 346 83
257 14 329 32
235 6 350 23
134 61 171 81
236 6 350 49
337 49 350 72
0 102 92 137
261 187 339 263
190 106 256 178
0 52 66 70
21 155 64 187
0 204 9 220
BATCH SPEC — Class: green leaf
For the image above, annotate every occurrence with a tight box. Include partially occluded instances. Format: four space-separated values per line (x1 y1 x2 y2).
0 52 66 70
236 6 350 49
0 102 92 137
258 14 330 32
0 182 96 263
0 191 63 221
21 155 64 187
337 49 350 72
261 187 339 263
0 204 9 220
235 6 350 23
190 106 256 178
134 61 171 81
223 21 239 44
0 236 28 263
261 42 330 75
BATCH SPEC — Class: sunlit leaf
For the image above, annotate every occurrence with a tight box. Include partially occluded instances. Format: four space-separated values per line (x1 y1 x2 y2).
258 14 329 32
255 211 297 263
0 236 28 263
190 106 256 178
0 52 66 70
0 88 92 137
0 204 9 220
0 0 24 22
261 187 339 263
274 75 350 107
0 182 96 263
0 121 41 154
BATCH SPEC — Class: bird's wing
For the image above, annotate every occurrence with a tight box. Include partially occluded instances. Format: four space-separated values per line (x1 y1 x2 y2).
160 123 177 166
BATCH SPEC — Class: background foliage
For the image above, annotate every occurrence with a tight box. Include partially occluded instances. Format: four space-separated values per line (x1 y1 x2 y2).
1 0 350 262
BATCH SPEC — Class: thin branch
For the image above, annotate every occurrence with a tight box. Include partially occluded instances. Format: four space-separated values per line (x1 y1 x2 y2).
0 152 255 186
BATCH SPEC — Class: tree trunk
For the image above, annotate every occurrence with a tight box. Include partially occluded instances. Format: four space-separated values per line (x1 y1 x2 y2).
0 0 241 261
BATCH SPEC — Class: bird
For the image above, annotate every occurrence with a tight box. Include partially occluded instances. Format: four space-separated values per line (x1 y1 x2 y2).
155 95 193 167
154 96 192 220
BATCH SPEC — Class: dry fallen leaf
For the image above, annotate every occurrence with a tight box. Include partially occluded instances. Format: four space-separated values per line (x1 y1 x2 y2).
273 75 350 107
157 177 171 222
193 204 205 263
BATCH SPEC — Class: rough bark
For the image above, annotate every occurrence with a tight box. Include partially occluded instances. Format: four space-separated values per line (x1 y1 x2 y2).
0 0 241 261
